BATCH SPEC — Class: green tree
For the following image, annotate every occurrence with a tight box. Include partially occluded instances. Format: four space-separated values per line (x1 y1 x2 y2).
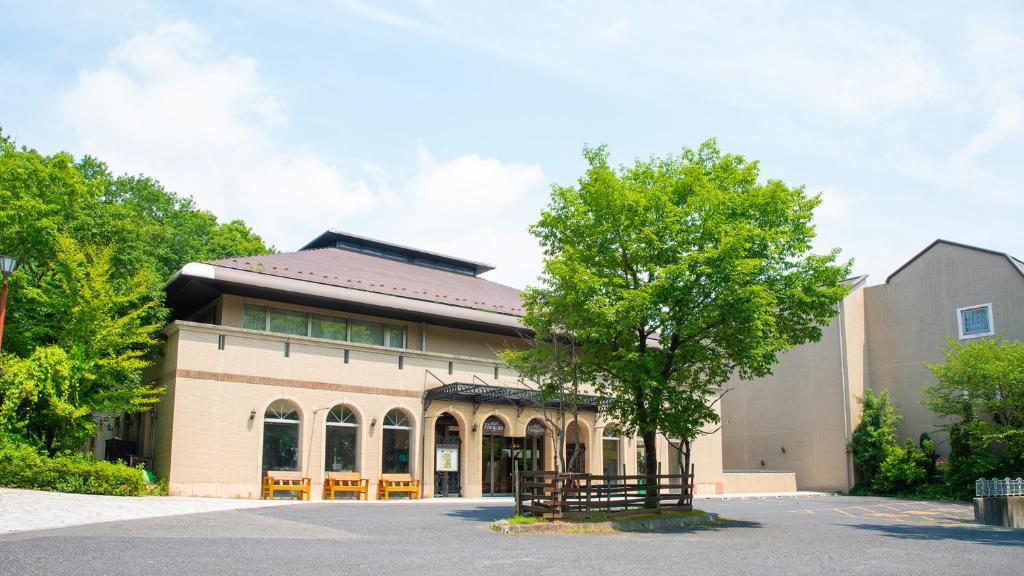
850 389 901 487
926 338 1024 476
0 236 164 454
501 330 592 474
0 132 271 454
525 140 851 507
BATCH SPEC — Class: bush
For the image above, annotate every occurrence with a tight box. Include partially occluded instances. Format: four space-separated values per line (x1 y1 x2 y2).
872 441 929 494
0 438 163 496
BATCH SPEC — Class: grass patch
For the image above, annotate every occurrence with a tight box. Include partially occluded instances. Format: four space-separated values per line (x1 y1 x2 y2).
568 509 707 523
506 514 544 525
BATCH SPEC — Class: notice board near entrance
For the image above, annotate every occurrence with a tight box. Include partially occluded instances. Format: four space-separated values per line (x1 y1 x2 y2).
436 447 459 472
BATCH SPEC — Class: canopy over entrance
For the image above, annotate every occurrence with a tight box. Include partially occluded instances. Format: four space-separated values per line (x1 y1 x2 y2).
423 383 604 414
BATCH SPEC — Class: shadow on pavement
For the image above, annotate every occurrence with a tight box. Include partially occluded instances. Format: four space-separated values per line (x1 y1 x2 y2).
849 523 1024 547
444 506 513 523
616 518 763 534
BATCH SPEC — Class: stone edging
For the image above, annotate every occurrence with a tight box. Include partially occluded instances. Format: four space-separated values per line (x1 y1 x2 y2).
490 512 720 534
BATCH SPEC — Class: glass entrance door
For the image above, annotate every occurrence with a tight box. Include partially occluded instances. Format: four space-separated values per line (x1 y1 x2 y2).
482 435 520 495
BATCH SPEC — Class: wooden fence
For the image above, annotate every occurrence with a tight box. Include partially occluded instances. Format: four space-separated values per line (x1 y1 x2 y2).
516 470 695 519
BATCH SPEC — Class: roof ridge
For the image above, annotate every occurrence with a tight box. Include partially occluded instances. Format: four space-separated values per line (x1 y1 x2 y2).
886 239 1024 283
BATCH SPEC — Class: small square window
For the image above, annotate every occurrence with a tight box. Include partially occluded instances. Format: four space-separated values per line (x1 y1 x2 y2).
958 304 994 339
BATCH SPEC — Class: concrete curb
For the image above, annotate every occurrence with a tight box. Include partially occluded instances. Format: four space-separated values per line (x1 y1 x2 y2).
490 512 720 534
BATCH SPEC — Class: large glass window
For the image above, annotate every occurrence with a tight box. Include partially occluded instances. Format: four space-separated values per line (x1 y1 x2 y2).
312 314 347 341
602 427 622 478
262 400 300 472
243 305 268 331
269 308 309 336
382 409 412 473
386 326 405 348
242 304 404 347
350 320 385 346
325 405 358 472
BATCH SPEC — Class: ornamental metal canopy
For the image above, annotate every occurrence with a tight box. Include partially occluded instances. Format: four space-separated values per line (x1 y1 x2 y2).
422 382 604 413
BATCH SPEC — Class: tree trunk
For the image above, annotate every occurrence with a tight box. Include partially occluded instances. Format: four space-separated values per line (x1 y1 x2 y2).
643 430 659 508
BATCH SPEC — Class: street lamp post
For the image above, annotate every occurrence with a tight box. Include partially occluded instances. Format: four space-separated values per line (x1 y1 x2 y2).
0 256 17 351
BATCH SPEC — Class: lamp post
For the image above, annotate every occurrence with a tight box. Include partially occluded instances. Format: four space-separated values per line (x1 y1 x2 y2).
0 256 16 351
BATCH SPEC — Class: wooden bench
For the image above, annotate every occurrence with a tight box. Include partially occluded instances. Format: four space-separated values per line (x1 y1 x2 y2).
263 472 311 500
377 473 421 500
323 471 369 500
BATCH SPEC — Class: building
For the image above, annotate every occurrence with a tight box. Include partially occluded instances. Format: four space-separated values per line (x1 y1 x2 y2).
134 230 735 499
104 232 1020 498
722 240 1024 491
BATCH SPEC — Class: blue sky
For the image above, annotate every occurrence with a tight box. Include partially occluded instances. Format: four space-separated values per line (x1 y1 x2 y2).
2 1 1022 287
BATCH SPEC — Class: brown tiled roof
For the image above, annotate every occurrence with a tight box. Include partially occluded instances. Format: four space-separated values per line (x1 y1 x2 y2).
206 248 525 316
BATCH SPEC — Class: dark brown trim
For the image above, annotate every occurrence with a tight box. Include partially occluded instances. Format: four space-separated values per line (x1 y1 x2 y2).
886 239 1024 284
174 369 423 399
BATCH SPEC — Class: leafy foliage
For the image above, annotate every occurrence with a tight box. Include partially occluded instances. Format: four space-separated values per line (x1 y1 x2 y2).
523 140 851 505
0 436 163 496
0 132 271 456
926 338 1024 475
849 389 901 486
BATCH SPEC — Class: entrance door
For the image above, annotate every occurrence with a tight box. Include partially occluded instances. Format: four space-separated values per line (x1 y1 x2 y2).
482 435 519 495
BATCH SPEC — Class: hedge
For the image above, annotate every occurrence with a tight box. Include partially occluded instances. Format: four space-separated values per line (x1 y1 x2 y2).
0 439 164 496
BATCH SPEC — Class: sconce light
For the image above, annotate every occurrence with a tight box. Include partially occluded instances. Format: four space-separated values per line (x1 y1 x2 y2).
780 446 786 454
760 459 765 467
249 409 257 421
472 423 478 433
370 417 378 429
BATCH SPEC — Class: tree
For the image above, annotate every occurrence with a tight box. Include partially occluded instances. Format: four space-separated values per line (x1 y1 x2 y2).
525 140 851 507
0 131 271 454
926 338 1024 476
501 332 590 474
0 236 164 454
849 389 901 487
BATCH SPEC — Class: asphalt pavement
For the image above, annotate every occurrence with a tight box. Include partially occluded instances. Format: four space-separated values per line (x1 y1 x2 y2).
0 495 1020 576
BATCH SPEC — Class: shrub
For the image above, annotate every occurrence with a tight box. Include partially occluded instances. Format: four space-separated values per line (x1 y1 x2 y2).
850 390 901 486
872 440 929 494
0 438 163 496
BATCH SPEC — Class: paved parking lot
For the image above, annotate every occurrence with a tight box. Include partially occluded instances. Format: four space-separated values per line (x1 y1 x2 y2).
1 495 1021 576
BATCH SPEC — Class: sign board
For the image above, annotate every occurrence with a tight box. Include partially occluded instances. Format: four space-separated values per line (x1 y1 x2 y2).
482 418 505 435
526 421 547 436
436 447 459 472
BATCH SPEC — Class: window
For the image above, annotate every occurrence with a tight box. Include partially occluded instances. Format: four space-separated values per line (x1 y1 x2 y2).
386 326 405 348
350 320 384 346
958 303 994 339
602 427 621 478
382 409 412 473
312 314 347 341
242 304 404 347
325 406 358 472
269 308 309 336
262 400 300 472
243 305 268 331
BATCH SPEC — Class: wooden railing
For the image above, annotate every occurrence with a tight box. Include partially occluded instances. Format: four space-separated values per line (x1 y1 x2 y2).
516 470 695 519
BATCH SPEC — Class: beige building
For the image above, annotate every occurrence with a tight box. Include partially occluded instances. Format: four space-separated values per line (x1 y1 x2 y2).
723 240 1024 492
121 231 738 500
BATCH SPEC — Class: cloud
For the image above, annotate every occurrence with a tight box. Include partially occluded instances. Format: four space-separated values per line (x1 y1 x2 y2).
333 2 948 120
60 20 381 249
59 20 548 285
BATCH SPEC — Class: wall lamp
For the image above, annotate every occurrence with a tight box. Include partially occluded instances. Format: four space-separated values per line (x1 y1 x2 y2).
370 417 378 429
249 409 257 421
472 423 478 433
781 446 786 454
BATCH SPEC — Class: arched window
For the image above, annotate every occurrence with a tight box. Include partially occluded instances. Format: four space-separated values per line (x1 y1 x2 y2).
382 409 412 474
325 405 358 472
602 426 622 477
263 400 300 472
